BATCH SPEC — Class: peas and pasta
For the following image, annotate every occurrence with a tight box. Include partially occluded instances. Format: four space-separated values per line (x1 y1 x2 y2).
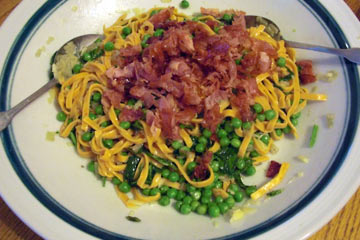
54 6 326 218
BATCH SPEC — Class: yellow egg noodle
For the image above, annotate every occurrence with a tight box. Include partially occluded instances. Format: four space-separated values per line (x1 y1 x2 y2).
56 8 327 210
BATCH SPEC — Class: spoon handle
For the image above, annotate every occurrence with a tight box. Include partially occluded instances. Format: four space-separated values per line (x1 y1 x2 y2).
285 40 360 64
0 78 58 131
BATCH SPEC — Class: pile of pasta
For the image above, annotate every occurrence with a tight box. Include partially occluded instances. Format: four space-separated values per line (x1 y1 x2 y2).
56 7 326 210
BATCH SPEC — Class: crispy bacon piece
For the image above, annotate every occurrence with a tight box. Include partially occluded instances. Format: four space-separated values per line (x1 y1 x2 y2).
129 86 158 108
103 7 284 139
203 103 224 133
266 161 282 178
175 108 197 123
118 107 143 122
149 7 174 28
193 151 212 180
158 95 180 140
102 89 125 110
297 60 317 84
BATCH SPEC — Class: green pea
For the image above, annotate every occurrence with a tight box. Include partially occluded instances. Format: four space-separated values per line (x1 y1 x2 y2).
242 121 252 130
224 122 234 133
72 63 82 74
203 129 212 138
231 118 242 128
222 13 232 23
228 184 240 193
245 186 257 196
179 146 190 156
119 182 131 193
81 132 93 142
100 121 110 128
190 190 201 200
95 105 104 115
198 136 208 146
127 99 136 106
291 118 299 126
214 180 223 189
87 161 95 172
277 57 286 67
172 140 183 150
201 196 211 204
292 112 301 119
217 129 227 138
220 137 230 147
104 41 114 51
187 162 197 172
235 59 241 65
236 158 246 170
158 196 170 206
253 103 263 114
150 9 160 17
245 166 256 176
231 138 241 148
215 196 224 204
191 200 200 211
196 204 207 215
114 109 121 116
160 185 169 194
154 28 165 37
142 188 150 196
283 125 291 134
56 111 67 122
82 52 92 62
219 202 229 214
122 26 132 36
265 110 276 121
275 128 283 136
209 205 220 217
210 161 219 172
202 189 213 198
175 201 183 211
103 139 114 149
141 34 152 48
175 190 186 201
168 172 179 182
234 191 244 202
260 134 270 145
186 184 195 193
257 113 266 121
180 204 192 214
150 188 160 196
92 92 101 102
225 196 235 208
195 143 205 153
120 121 131 130
111 177 121 185
167 188 178 198
250 150 260 158
162 169 170 178
180 0 190 9
183 196 193 205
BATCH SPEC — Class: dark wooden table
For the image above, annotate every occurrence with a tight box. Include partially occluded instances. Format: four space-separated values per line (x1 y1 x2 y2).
0 0 359 239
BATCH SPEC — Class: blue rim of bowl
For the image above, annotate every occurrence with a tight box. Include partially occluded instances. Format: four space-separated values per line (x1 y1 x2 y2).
0 0 359 239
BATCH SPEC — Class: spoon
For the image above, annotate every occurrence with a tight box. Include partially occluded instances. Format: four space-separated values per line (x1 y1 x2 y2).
0 34 102 132
245 15 360 64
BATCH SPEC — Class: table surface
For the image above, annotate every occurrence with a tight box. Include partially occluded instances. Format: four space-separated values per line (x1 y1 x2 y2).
0 0 359 239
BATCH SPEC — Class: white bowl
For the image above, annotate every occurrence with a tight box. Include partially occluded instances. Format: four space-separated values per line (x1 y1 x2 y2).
0 0 360 239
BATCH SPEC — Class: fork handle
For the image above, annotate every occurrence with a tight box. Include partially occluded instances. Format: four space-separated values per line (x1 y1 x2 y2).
0 79 58 131
285 40 360 64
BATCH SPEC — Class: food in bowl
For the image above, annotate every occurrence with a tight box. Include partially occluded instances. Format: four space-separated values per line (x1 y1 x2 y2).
54 6 326 219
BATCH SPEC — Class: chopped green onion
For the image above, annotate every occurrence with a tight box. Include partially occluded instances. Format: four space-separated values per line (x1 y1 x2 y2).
267 189 283 197
309 124 319 147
